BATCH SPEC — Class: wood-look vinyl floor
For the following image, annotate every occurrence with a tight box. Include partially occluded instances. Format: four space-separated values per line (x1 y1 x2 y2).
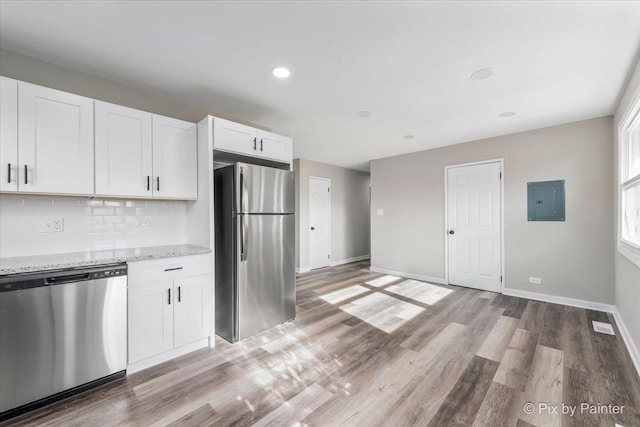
4 261 639 426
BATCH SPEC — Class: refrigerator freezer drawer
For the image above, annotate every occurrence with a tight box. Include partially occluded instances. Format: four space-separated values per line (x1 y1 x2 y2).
236 213 295 341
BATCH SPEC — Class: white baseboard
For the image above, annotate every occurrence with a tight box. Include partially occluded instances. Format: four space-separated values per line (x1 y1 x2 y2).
297 255 370 273
329 255 370 267
613 306 640 377
369 266 447 285
502 288 614 313
127 337 210 374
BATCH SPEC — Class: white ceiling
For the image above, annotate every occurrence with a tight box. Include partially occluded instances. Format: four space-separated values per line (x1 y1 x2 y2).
1 1 639 171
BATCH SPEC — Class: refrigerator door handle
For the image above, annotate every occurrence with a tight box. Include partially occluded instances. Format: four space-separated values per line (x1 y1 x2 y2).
240 215 247 261
239 167 244 213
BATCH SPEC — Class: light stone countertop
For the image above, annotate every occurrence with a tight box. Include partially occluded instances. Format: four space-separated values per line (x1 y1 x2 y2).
0 244 211 276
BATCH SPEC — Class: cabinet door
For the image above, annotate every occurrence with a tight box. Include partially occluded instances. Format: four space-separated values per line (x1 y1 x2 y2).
212 118 257 157
128 280 174 363
0 77 18 192
152 115 197 199
173 275 213 348
256 130 292 163
18 82 94 195
95 101 152 197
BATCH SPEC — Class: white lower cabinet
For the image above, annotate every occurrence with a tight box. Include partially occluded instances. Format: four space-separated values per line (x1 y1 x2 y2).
173 275 210 347
128 280 174 362
127 255 213 366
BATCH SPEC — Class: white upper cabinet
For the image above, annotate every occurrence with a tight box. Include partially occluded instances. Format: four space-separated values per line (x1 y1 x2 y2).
152 115 198 200
1 78 198 199
256 129 292 162
213 118 257 157
0 76 18 193
18 82 94 195
212 117 292 164
95 101 153 197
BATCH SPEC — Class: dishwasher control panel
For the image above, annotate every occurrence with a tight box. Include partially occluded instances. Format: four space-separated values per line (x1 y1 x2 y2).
93 267 127 279
0 264 128 292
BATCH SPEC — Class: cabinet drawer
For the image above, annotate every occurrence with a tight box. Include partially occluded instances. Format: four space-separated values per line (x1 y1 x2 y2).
128 254 212 285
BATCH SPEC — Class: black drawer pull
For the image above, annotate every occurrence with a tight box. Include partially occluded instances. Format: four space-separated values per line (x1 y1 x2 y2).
164 267 183 272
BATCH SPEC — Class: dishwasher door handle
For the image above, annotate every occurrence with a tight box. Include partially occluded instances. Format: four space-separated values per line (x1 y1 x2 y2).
45 273 92 285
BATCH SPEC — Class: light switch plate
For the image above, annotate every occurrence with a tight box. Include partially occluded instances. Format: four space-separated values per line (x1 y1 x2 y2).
377 208 384 216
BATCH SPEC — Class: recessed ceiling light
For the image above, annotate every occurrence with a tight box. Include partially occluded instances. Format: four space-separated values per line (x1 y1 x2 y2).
403 134 415 139
471 68 493 80
356 111 370 118
272 67 290 78
498 111 516 118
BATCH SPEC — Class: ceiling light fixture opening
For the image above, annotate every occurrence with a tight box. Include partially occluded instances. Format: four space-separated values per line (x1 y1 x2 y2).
356 111 370 118
471 68 493 80
272 67 291 78
498 111 516 118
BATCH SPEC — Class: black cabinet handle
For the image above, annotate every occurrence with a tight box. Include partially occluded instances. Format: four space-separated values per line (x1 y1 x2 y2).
168 288 171 305
147 175 150 191
311 227 315 230
156 176 160 192
24 165 28 184
260 139 263 151
7 163 11 183
449 230 455 235
164 267 183 272
178 286 181 302
253 137 257 150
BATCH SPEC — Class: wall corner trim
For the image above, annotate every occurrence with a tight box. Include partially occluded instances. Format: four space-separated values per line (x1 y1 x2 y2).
329 255 370 267
502 288 614 312
369 266 447 285
613 306 640 377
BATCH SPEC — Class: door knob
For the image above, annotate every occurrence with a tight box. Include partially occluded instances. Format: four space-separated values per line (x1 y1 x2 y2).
311 227 315 230
448 230 455 235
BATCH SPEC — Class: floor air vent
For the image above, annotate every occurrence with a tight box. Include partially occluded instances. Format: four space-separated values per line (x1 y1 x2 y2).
592 321 615 335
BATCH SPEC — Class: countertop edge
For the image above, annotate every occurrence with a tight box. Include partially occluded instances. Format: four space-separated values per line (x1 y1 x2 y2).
0 246 212 276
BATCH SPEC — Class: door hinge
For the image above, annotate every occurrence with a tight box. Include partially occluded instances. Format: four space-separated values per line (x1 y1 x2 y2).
328 188 330 192
500 275 503 282
328 254 330 259
499 172 502 179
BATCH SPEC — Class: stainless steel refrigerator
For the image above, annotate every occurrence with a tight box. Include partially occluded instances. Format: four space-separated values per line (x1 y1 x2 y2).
214 162 295 343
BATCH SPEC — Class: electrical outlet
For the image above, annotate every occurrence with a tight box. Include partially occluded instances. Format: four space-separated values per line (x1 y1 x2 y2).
43 217 64 233
529 276 542 285
136 218 150 227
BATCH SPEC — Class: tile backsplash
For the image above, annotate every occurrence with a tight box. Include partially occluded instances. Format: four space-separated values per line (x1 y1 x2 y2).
0 194 187 257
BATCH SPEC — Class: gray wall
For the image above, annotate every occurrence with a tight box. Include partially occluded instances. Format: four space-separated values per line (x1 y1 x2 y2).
371 116 614 304
0 49 266 128
614 57 640 359
294 159 370 270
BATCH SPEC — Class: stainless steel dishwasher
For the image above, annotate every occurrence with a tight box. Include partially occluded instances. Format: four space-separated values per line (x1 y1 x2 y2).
0 263 127 420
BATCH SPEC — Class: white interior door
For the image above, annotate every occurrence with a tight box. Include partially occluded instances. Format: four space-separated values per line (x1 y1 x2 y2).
447 161 502 292
309 177 331 270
